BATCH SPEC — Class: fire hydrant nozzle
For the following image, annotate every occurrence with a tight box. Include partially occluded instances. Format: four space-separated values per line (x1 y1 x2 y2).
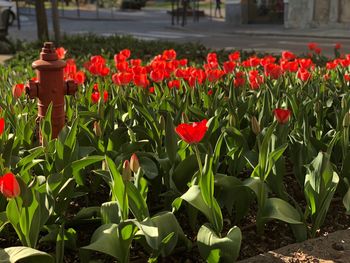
27 42 73 144
65 79 78 96
25 80 39 99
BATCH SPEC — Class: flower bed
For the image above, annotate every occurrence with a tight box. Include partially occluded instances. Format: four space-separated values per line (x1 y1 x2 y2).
0 39 349 262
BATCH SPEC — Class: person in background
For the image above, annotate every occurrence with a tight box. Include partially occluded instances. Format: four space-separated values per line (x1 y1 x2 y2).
215 0 223 18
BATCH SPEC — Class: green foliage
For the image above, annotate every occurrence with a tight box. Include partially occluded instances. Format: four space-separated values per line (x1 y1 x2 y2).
197 224 241 263
0 35 348 262
304 152 339 237
0 247 54 263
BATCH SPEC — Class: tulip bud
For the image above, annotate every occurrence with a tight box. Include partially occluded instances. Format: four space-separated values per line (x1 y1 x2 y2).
93 121 102 137
251 116 261 135
130 153 140 173
159 115 165 131
228 114 236 127
122 160 132 182
314 102 321 113
182 112 189 123
343 112 350 127
341 96 347 109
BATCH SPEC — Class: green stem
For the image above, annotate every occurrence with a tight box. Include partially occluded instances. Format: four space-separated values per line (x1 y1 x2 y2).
122 182 128 221
192 144 203 182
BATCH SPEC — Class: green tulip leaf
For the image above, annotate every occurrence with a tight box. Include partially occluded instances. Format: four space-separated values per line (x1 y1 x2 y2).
197 224 242 263
343 186 350 215
136 212 189 257
165 112 178 163
0 247 54 263
171 154 198 192
139 156 159 180
81 222 137 263
262 198 302 225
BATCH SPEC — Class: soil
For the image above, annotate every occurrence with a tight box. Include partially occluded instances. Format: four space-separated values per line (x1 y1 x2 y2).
1 170 350 262
238 229 350 263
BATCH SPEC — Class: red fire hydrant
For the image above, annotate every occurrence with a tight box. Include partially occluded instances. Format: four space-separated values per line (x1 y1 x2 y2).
25 42 77 143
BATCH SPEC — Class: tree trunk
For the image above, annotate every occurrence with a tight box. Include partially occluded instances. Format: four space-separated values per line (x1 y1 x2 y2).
52 0 61 43
35 0 49 41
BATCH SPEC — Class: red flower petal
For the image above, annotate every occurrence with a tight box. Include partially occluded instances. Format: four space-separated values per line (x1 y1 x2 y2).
0 118 4 136
175 119 208 144
0 173 20 198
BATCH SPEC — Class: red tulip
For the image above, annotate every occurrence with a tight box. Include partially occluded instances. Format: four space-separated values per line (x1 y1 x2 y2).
56 47 67 60
117 61 129 72
223 61 236 74
248 70 264 89
335 43 342 50
326 61 337 70
133 74 148 88
308 42 318 50
273 108 291 124
207 53 217 64
91 92 100 104
228 51 240 62
0 118 4 135
112 72 132 86
175 119 208 144
281 51 296 61
74 71 85 85
162 49 176 61
120 49 131 59
249 57 260 67
93 83 99 91
103 90 108 102
207 69 224 82
179 59 188 66
264 63 282 79
314 47 322 55
150 70 165 82
168 79 180 89
323 73 330 81
234 71 245 88
297 68 311 82
344 74 350 82
130 59 142 67
12 83 25 99
0 173 20 198
298 58 313 69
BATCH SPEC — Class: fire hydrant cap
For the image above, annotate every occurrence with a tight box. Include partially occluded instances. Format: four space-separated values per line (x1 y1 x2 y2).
32 42 66 70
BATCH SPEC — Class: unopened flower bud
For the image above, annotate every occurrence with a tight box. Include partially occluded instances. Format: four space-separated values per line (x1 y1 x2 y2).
182 112 189 123
314 102 321 113
343 112 350 127
228 114 236 127
159 115 165 131
342 96 347 109
130 153 140 173
122 160 132 181
251 116 261 135
93 121 102 137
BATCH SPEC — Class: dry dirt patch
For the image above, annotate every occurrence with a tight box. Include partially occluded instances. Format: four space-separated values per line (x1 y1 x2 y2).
238 229 350 263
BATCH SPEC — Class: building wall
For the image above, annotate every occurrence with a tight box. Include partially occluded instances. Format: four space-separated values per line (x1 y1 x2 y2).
225 0 350 28
284 0 314 28
313 0 330 24
340 0 350 23
285 0 350 28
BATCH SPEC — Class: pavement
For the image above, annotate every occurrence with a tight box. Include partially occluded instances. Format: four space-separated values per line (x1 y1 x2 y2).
3 5 350 62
